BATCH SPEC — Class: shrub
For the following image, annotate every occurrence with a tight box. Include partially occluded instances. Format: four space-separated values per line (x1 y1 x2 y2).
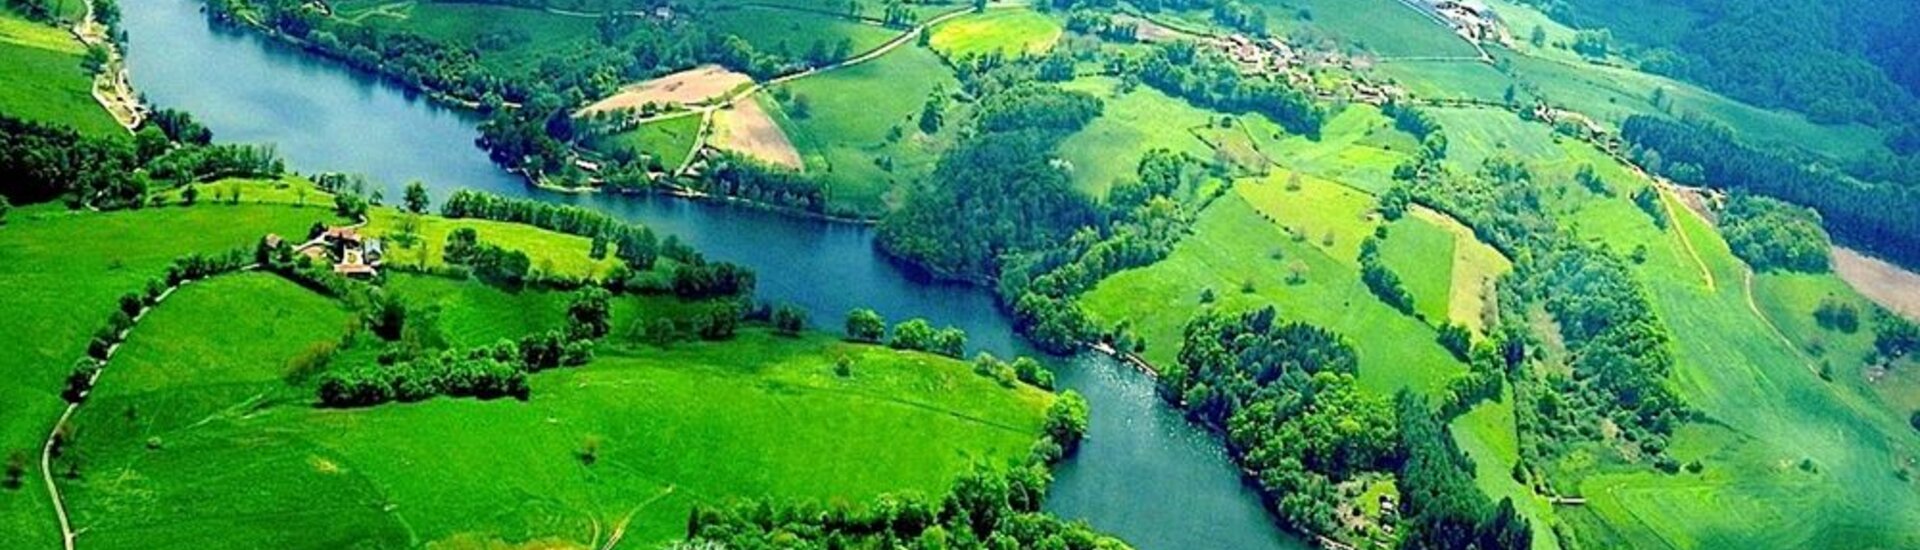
844 308 886 342
771 303 808 336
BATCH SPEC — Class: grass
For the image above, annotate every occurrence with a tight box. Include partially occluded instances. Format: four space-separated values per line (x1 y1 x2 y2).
60 271 1053 548
1079 180 1466 396
1427 106 1562 172
1378 215 1456 324
1516 137 1920 548
1253 0 1479 59
928 8 1062 59
1056 76 1218 198
703 5 896 61
341 1 596 73
770 43 959 216
587 113 703 170
1248 105 1414 195
164 178 627 280
0 12 121 136
0 203 338 544
1450 393 1563 550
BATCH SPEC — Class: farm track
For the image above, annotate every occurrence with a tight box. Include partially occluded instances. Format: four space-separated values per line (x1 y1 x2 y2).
1742 269 1820 376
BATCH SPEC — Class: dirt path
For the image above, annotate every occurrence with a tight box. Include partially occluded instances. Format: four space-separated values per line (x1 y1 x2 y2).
73 0 143 131
1655 183 1716 291
39 267 263 550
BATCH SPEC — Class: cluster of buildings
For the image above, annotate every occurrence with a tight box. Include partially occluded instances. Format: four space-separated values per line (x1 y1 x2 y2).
1430 0 1508 45
265 225 385 278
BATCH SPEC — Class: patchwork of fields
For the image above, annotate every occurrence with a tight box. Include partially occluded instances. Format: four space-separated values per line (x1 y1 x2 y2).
0 12 119 135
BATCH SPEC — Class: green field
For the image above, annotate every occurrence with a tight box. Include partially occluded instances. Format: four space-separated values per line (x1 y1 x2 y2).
1253 0 1479 59
1451 394 1562 550
1512 137 1920 548
929 8 1062 59
1378 215 1456 324
1248 105 1414 195
1428 106 1563 171
60 271 1052 548
704 5 897 61
587 113 703 171
0 13 120 136
1080 179 1468 396
1056 77 1218 198
771 43 959 216
0 203 339 544
337 1 595 73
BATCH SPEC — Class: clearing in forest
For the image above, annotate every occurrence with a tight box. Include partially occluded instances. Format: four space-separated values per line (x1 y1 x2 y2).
710 95 804 170
579 65 754 115
1831 247 1920 322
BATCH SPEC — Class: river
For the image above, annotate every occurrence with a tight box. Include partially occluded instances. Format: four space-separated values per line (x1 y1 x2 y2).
116 0 1303 547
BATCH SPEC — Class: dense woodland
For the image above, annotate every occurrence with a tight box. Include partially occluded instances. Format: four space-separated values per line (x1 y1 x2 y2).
0 114 281 209
1623 116 1920 269
1515 0 1920 128
1718 194 1832 273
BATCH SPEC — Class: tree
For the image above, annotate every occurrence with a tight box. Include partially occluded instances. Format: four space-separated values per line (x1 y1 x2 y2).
0 195 9 225
566 287 613 340
845 308 885 342
1529 25 1546 48
2 450 25 490
772 303 808 336
889 318 937 351
181 184 199 205
403 180 430 214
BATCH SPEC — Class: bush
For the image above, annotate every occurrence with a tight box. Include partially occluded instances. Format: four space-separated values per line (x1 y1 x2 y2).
771 303 808 336
844 308 886 342
1041 391 1090 457
889 318 937 351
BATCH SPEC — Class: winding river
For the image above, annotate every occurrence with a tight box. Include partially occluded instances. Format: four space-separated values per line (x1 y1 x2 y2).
117 0 1304 547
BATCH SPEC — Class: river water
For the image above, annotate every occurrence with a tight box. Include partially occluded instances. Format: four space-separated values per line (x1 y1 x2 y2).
117 1 1303 547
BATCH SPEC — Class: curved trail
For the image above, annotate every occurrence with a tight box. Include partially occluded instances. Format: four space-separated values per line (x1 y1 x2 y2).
1654 184 1717 291
1742 269 1820 376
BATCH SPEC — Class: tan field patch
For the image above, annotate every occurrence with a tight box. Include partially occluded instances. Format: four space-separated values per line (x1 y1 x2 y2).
710 96 803 170
579 65 752 115
1414 207 1512 334
1833 246 1920 322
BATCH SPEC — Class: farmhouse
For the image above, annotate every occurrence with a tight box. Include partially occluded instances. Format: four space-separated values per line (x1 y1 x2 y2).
276 226 384 277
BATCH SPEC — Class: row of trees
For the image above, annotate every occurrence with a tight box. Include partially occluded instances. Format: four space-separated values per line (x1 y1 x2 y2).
1358 235 1416 315
1622 115 1920 269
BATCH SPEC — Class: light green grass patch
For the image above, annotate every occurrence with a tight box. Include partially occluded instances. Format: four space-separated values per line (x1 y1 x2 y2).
348 2 596 73
929 8 1062 59
772 44 959 216
0 204 337 543
1378 215 1455 324
1450 394 1562 550
1250 105 1413 195
64 275 1054 549
1253 0 1479 59
0 13 120 136
1238 171 1380 266
588 113 703 170
1056 76 1218 198
1427 106 1562 172
705 5 896 60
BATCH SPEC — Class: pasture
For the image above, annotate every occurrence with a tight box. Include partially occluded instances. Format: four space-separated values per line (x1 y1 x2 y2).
0 203 337 544
1056 76 1217 198
586 112 703 171
1377 215 1457 324
1247 105 1413 195
1253 0 1479 59
338 1 595 73
928 8 1062 59
0 13 120 136
770 43 958 216
60 271 1053 548
701 5 896 61
1523 138 1920 548
1079 180 1468 396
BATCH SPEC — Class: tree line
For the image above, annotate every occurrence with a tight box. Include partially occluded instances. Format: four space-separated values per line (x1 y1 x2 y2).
0 113 281 210
1622 115 1920 269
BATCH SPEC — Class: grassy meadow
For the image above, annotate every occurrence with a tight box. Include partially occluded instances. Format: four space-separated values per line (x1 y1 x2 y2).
0 12 120 136
770 43 959 215
1079 178 1470 396
60 271 1053 548
1056 76 1218 198
586 112 703 171
1253 0 1479 59
929 8 1062 59
336 1 595 73
703 5 896 60
0 203 340 544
